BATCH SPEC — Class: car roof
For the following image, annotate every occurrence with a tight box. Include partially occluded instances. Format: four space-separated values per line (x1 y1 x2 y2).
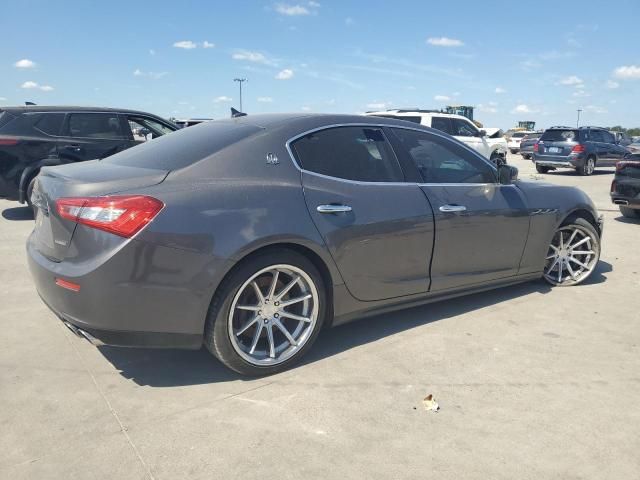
364 110 471 121
0 105 167 116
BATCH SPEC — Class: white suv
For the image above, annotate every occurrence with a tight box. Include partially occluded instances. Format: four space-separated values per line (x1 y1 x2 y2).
506 130 536 153
365 109 507 164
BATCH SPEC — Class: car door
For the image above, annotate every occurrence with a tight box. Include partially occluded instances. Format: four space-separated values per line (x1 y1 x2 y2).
57 112 130 163
602 130 625 164
389 127 530 291
290 125 435 301
450 117 491 159
587 129 609 166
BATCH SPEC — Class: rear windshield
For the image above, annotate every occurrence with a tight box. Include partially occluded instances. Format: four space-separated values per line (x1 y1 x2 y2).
512 132 528 138
102 120 262 170
540 129 579 142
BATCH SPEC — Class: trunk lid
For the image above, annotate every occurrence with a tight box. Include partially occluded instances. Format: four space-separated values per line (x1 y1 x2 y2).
537 129 579 157
31 160 168 261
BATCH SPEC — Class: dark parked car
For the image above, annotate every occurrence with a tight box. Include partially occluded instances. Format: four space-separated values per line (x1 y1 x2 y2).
0 106 177 205
533 126 628 175
520 134 540 160
27 114 603 375
611 154 640 219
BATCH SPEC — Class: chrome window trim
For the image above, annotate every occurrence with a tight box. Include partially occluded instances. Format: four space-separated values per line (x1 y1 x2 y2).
285 122 500 187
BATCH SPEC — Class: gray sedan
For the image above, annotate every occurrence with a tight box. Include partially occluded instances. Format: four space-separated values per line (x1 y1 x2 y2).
27 114 603 375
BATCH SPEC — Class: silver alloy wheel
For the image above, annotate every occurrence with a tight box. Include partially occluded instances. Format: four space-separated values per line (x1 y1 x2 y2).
228 264 319 366
586 157 595 175
543 225 599 286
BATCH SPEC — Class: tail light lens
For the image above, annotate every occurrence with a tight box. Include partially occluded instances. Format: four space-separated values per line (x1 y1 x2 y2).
617 160 640 172
56 195 164 238
571 144 586 153
0 137 19 146
533 143 539 152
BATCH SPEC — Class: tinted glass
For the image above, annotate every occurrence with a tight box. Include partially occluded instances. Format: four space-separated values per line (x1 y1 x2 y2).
391 128 495 184
540 129 579 142
0 111 15 129
590 130 605 142
68 113 125 139
512 132 528 138
102 121 261 170
601 131 615 143
34 113 65 135
372 115 421 124
450 118 478 137
292 127 404 182
430 116 452 134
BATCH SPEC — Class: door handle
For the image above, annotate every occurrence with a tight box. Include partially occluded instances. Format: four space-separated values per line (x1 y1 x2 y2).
64 144 82 151
317 204 353 214
439 204 467 213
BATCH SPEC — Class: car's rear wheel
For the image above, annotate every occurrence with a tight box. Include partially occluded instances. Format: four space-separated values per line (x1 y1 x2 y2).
578 156 596 176
26 175 38 210
619 206 640 219
536 164 550 174
204 250 326 376
543 218 600 286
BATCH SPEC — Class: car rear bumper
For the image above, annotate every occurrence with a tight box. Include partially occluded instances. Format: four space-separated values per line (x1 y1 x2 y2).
611 194 640 209
534 155 580 169
26 231 226 349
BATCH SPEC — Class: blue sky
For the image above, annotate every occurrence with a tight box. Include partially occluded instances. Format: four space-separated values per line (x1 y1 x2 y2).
2 0 640 129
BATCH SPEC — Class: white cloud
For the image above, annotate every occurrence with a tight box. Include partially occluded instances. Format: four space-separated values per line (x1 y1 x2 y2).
14 59 36 69
520 60 541 71
21 81 53 91
301 106 312 111
149 49 156 56
613 65 640 80
0 97 7 102
133 69 143 76
275 68 294 80
173 40 197 49
213 96 232 103
345 17 354 26
426 37 464 47
572 90 591 98
232 50 277 66
133 69 168 79
511 104 538 114
275 3 311 15
478 103 498 113
308 1 320 6
585 105 607 114
559 75 583 86
606 80 619 89
365 102 392 110
257 96 273 103
434 95 450 102
495 87 506 94
202 41 215 48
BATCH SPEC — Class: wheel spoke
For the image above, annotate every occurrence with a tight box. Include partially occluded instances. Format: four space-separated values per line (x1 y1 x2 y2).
251 281 265 304
249 322 264 354
546 253 557 260
279 311 312 323
266 324 276 358
566 261 577 280
570 237 590 249
567 229 578 245
548 244 560 253
273 319 298 346
572 250 594 255
559 232 564 249
279 293 312 308
546 257 559 274
568 256 589 269
275 275 300 300
267 270 279 299
236 305 261 312
236 314 260 336
557 259 563 282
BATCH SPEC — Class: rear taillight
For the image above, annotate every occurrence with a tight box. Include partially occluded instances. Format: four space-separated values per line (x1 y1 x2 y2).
56 195 164 238
533 143 539 152
571 144 586 153
617 160 640 172
0 137 19 146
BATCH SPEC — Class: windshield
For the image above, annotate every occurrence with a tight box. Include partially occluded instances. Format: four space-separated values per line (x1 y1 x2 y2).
540 129 579 142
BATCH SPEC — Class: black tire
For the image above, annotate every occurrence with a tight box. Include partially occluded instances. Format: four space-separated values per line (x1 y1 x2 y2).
203 249 327 376
578 156 596 176
509 149 518 154
619 206 640 219
536 164 550 174
543 217 601 287
25 175 37 209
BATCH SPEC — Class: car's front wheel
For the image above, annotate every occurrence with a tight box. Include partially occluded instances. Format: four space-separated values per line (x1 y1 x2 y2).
204 249 326 376
543 218 600 286
619 206 640 219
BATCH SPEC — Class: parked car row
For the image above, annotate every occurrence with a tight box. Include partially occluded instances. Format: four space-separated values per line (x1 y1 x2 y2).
0 106 178 206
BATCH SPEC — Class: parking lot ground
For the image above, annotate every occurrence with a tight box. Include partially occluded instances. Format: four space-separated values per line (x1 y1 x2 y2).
1 153 639 479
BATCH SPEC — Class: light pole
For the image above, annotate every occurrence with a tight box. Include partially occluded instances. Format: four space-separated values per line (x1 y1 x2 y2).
234 78 247 112
576 109 582 128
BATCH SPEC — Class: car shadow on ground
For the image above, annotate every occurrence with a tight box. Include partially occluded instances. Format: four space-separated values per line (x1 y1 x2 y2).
546 169 614 177
613 214 640 225
1 205 34 221
97 263 612 388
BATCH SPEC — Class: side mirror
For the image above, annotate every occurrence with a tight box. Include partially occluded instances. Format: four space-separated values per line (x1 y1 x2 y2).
478 129 487 137
498 164 518 184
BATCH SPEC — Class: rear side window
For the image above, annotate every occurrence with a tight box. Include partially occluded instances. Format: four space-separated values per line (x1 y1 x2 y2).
540 129 578 142
34 113 65 136
68 113 125 139
0 111 16 130
102 120 262 170
292 126 404 182
430 116 452 135
391 128 496 184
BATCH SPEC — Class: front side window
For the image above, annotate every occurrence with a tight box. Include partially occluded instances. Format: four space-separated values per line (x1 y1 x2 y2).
450 118 479 137
430 116 452 135
601 131 615 144
391 128 495 184
68 113 125 139
589 130 604 142
291 126 404 182
127 115 175 142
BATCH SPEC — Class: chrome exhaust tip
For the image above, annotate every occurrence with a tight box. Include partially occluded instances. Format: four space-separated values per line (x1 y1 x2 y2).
613 199 629 206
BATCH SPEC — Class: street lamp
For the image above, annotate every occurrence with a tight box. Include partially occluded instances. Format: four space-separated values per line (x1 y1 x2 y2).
576 109 582 128
234 78 247 112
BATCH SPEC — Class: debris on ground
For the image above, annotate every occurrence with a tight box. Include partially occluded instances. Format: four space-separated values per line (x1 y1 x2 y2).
423 394 439 412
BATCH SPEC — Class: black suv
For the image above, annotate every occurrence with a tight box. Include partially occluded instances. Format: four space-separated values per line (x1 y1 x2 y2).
533 126 628 176
0 106 177 205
